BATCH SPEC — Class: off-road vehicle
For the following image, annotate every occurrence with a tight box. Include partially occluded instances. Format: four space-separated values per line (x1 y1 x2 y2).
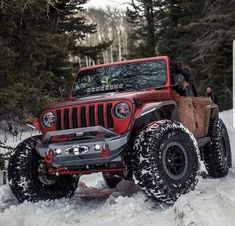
8 56 232 204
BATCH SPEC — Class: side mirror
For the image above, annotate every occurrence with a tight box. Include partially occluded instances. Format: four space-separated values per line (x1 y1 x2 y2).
172 74 185 87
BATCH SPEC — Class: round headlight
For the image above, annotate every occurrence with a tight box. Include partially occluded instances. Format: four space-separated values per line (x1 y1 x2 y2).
114 102 130 119
42 112 55 128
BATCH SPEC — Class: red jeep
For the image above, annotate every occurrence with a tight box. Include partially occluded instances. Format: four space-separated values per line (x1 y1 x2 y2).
8 56 231 204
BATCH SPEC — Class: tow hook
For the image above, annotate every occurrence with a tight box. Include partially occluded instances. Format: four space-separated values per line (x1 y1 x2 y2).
101 144 111 157
44 150 54 164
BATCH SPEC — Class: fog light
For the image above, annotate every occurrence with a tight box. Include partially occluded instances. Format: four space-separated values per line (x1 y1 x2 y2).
55 149 62 155
94 144 101 151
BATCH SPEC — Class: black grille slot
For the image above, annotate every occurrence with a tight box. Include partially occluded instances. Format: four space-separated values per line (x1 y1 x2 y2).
80 106 87 127
107 104 113 128
56 110 61 130
64 109 70 129
72 108 78 128
98 105 104 127
89 105 95 126
55 103 114 130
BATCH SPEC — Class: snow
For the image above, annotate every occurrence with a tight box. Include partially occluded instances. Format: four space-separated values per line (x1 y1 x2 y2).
0 130 39 152
0 110 235 226
84 0 129 10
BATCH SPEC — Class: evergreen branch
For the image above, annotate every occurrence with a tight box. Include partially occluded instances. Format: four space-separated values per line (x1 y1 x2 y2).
21 0 33 13
0 0 4 12
0 0 9 13
46 0 65 14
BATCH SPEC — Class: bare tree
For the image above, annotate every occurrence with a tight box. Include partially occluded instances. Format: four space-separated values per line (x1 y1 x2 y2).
76 7 129 66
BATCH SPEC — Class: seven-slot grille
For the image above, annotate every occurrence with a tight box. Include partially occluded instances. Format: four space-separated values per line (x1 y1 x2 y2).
55 103 114 130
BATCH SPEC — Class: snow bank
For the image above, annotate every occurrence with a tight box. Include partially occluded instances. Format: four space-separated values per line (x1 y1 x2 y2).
220 110 235 165
0 130 39 153
0 110 234 226
173 169 235 226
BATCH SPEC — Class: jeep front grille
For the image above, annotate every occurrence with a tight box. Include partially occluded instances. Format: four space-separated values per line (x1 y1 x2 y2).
55 103 114 130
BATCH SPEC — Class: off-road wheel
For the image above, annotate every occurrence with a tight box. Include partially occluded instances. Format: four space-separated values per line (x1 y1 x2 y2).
8 136 79 203
133 120 199 204
102 172 126 188
202 118 231 178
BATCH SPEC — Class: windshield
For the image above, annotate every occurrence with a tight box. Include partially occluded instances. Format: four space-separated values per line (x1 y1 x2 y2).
72 59 167 98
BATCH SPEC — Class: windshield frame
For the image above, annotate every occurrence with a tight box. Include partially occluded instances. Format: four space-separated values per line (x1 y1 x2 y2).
70 56 171 99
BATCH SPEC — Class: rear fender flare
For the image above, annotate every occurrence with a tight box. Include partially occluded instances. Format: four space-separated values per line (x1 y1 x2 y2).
204 104 219 135
210 105 219 120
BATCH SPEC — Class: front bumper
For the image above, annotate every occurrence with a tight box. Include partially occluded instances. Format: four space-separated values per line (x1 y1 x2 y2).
36 126 129 168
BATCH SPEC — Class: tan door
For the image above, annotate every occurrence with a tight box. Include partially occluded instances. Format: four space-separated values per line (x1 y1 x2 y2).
174 94 196 134
191 97 212 138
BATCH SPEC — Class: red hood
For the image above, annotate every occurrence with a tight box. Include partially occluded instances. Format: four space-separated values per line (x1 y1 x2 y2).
44 89 172 111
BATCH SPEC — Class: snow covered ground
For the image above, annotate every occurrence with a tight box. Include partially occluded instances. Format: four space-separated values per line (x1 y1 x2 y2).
0 110 235 226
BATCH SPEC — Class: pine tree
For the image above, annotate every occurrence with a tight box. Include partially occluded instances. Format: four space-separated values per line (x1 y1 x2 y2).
158 0 205 63
190 0 234 110
126 0 164 58
157 0 206 98
0 0 110 126
158 0 233 110
0 0 73 122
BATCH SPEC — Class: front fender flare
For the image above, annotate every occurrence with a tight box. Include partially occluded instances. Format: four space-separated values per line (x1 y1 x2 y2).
133 101 180 130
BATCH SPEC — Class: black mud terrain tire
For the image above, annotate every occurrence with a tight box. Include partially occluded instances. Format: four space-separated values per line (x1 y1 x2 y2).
8 136 79 203
202 118 231 178
102 172 125 188
133 120 199 204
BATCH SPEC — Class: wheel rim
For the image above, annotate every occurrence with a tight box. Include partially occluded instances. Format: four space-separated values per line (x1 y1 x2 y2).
37 162 56 186
162 142 189 180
